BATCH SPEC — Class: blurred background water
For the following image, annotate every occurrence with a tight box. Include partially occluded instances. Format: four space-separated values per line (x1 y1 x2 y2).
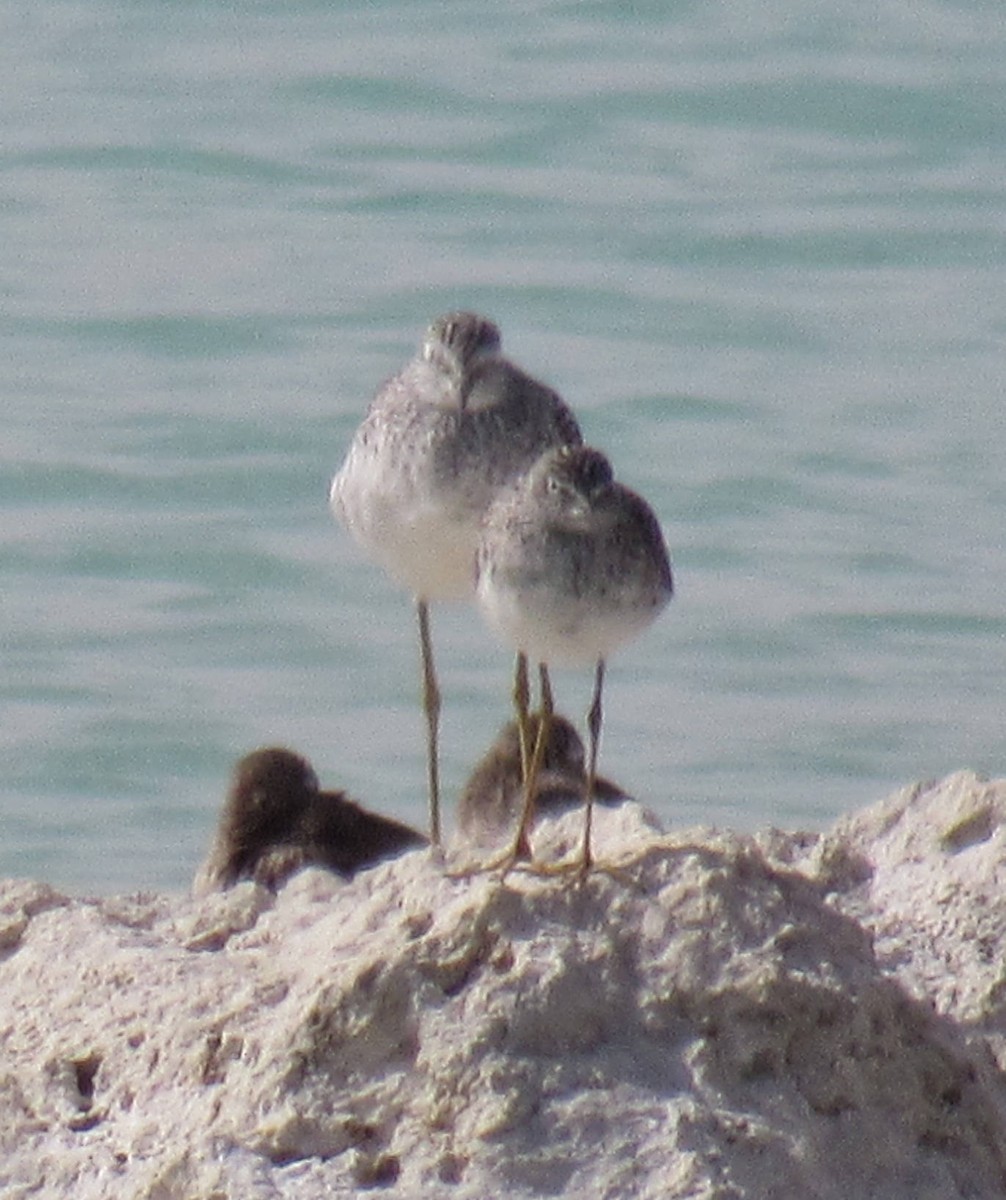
2 0 1004 893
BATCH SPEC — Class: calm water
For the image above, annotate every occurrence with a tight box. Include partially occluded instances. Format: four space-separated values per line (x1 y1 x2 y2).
2 1 1004 893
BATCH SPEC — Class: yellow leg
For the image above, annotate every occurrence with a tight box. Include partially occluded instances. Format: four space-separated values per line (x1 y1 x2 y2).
578 659 605 876
513 652 531 783
417 598 441 847
545 658 635 885
502 662 553 869
448 661 557 881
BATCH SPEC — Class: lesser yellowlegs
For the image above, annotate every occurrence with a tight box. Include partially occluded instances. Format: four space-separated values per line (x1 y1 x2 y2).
330 313 582 845
475 444 672 874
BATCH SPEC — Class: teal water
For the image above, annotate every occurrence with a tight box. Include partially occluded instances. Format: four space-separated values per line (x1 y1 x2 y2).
2 1 1004 892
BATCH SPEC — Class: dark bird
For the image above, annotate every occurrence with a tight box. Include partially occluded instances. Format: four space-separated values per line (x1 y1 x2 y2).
457 712 629 854
194 747 426 894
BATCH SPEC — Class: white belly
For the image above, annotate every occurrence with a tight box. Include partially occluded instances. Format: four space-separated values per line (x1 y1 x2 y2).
331 457 477 601
477 571 666 666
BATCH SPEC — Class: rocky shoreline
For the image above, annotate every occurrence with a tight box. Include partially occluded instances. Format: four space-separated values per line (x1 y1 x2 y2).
3 770 1006 1199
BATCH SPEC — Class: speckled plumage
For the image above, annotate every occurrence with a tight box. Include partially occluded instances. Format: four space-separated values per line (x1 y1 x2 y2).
476 445 673 667
329 313 583 845
474 443 672 872
330 313 582 602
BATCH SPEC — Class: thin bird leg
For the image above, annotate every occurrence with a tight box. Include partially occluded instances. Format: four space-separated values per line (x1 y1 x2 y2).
538 661 554 721
535 661 555 805
502 661 554 871
578 658 606 876
513 652 531 783
417 598 442 847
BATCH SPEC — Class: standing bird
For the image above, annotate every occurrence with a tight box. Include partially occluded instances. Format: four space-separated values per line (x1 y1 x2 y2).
475 444 673 875
193 747 426 894
330 313 582 845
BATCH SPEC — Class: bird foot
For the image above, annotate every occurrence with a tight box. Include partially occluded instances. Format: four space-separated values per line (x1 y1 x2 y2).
447 851 640 891
526 854 644 891
446 844 533 882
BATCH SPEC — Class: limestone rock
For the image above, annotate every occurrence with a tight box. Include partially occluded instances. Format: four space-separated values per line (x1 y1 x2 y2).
2 778 1006 1198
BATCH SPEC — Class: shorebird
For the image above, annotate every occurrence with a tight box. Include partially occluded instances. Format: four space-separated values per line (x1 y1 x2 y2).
475 444 673 875
457 711 629 852
329 312 582 845
193 747 426 894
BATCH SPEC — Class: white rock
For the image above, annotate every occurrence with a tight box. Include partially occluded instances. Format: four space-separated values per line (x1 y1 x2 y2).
2 783 1006 1198
810 771 1006 1067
